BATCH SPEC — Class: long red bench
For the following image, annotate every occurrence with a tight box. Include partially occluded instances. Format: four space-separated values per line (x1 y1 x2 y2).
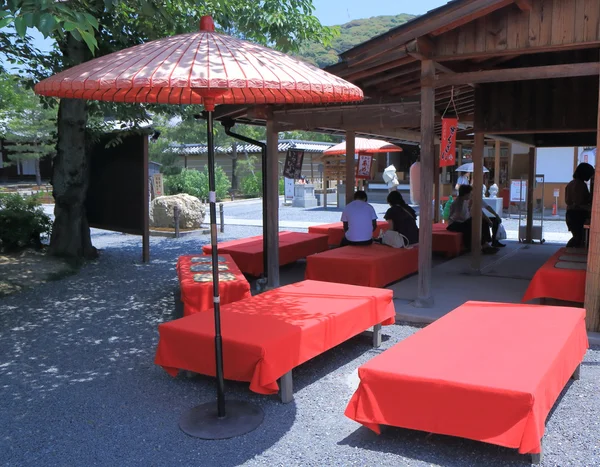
345 301 588 464
202 231 328 276
155 280 395 402
308 221 389 246
305 243 418 288
432 222 463 257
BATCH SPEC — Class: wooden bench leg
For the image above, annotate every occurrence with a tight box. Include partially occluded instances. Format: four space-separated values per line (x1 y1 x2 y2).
531 441 543 465
280 371 293 403
572 364 581 380
373 324 382 348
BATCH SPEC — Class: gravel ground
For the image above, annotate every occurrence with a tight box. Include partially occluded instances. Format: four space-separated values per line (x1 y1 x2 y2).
1 208 597 466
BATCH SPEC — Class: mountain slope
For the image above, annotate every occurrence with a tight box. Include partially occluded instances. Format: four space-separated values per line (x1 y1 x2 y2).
297 14 416 68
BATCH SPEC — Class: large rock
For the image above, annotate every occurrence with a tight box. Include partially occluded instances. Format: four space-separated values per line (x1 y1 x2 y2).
150 194 205 229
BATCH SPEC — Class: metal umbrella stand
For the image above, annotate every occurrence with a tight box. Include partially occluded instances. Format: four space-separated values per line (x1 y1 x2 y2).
34 14 363 440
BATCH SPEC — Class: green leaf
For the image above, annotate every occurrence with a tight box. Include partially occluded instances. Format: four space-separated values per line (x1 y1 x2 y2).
0 17 12 29
79 30 98 53
0 10 10 19
63 21 78 32
38 13 56 36
14 16 26 37
82 13 99 30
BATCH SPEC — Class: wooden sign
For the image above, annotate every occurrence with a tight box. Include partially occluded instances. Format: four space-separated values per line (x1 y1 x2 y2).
283 149 304 179
153 173 164 197
440 117 458 167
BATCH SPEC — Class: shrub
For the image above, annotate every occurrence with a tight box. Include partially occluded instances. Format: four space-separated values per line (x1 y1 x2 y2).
0 193 52 251
236 156 284 197
165 166 230 201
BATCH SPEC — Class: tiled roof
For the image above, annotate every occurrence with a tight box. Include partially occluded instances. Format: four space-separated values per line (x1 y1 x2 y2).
169 139 334 155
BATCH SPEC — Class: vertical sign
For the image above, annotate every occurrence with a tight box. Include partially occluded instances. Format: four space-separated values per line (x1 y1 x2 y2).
152 173 164 197
510 179 527 202
355 154 373 179
284 177 294 201
283 149 305 179
439 117 458 167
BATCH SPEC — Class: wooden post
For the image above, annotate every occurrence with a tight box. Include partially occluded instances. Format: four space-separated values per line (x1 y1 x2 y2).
507 143 513 184
266 119 280 288
471 132 484 271
434 144 440 223
525 147 536 243
310 153 314 183
416 60 435 307
345 131 356 204
458 143 463 166
573 147 579 173
142 136 150 263
584 75 600 332
494 140 501 186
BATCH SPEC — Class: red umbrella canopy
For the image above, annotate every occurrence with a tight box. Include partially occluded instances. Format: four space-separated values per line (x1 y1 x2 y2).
323 137 403 156
34 16 363 110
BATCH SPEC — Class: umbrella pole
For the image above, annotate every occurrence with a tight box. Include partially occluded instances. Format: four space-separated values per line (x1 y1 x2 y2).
179 109 264 439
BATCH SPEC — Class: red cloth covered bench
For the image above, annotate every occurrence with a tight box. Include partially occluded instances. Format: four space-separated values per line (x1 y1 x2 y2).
176 254 251 316
202 231 329 276
155 280 395 401
522 247 586 304
345 301 588 463
308 221 389 246
305 243 418 288
432 222 463 257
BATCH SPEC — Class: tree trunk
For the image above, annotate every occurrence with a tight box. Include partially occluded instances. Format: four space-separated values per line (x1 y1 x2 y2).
49 34 97 260
34 157 41 187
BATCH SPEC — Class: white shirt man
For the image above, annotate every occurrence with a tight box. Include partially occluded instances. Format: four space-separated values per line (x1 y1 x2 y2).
455 173 470 190
340 191 378 246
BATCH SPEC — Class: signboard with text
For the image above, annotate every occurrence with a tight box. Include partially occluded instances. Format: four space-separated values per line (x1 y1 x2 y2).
439 117 458 167
510 179 527 203
282 149 305 179
152 173 164 198
355 154 373 180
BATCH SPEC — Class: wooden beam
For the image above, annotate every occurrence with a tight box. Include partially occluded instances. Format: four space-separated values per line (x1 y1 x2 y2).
360 65 421 88
430 62 600 88
345 131 356 205
514 0 532 11
406 36 436 60
471 132 484 272
585 72 600 332
494 140 501 186
266 118 279 288
416 60 435 308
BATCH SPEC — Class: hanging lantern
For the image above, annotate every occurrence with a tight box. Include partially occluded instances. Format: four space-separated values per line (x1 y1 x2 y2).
409 161 421 205
440 117 458 167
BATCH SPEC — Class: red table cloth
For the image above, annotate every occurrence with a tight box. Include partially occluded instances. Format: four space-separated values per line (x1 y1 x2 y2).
202 231 329 276
345 301 588 455
522 248 586 303
176 254 251 316
155 280 395 394
305 244 418 287
308 221 389 246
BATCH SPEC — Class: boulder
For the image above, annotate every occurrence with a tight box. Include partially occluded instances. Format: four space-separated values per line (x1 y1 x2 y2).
150 194 205 229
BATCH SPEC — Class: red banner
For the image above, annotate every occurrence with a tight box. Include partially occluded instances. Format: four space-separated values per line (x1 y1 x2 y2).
440 117 458 167
355 154 373 180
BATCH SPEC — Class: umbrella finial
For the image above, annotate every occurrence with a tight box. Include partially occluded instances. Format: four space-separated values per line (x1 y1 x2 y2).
200 16 215 32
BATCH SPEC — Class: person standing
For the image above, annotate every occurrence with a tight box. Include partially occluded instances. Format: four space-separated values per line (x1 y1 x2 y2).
565 162 594 247
340 190 377 246
455 171 470 193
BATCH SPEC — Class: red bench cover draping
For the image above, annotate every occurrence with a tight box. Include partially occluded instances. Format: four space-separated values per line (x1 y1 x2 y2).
308 221 389 246
345 301 588 455
176 254 251 316
431 222 463 257
155 280 395 394
305 244 418 287
202 231 329 276
522 248 586 303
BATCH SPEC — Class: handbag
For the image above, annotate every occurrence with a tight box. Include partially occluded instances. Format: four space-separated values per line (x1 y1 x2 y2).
382 230 409 248
496 223 507 240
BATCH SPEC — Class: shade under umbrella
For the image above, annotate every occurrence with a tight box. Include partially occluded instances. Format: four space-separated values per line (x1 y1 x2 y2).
35 15 363 440
456 162 490 173
323 137 402 156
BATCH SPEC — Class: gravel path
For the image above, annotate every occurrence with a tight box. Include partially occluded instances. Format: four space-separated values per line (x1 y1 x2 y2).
1 215 598 466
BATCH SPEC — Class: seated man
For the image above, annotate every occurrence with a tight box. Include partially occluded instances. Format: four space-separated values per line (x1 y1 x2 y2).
447 185 497 254
482 200 505 248
340 190 377 246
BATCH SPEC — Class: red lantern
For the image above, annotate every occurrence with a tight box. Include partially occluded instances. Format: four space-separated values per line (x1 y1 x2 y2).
440 118 458 167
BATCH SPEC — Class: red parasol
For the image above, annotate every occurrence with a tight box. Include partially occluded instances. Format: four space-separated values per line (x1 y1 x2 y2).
323 137 403 156
34 15 363 439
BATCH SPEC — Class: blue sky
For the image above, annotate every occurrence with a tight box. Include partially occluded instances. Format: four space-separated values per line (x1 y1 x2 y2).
7 1 448 60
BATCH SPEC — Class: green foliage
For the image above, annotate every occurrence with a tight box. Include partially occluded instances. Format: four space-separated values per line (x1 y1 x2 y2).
165 167 231 201
0 193 52 251
236 155 262 197
297 14 416 68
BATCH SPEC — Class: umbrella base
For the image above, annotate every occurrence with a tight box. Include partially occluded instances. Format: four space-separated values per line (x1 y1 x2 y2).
179 400 264 439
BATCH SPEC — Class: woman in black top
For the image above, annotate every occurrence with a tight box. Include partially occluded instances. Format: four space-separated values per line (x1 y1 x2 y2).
384 191 419 245
565 163 594 247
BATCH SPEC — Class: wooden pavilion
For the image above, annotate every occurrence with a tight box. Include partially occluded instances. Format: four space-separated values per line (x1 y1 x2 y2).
213 0 600 332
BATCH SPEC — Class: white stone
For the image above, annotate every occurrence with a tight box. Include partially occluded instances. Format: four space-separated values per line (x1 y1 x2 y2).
150 194 205 229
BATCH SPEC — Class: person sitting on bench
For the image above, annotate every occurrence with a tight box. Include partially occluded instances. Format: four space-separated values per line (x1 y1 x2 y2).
340 190 377 246
384 191 419 245
447 185 498 254
482 200 505 248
